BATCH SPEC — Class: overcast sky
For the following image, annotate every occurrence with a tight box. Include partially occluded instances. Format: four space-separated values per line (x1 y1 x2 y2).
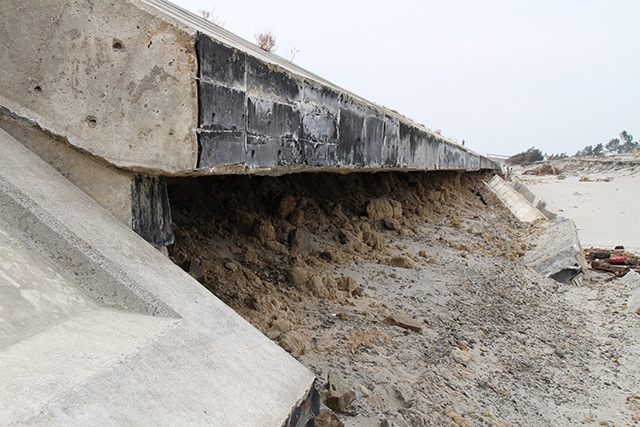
172 0 639 156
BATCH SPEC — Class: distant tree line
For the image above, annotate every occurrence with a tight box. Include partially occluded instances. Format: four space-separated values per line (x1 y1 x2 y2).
508 130 639 164
574 130 639 157
507 147 544 164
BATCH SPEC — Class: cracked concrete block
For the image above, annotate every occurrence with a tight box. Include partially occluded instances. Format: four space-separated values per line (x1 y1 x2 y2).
524 217 588 283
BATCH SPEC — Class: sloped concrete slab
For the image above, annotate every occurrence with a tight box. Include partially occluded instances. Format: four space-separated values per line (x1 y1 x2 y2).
485 175 546 222
0 128 316 426
1 308 178 424
511 178 558 219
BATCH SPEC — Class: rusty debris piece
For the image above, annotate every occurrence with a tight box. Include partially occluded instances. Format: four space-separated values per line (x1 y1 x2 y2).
585 248 639 277
591 259 630 277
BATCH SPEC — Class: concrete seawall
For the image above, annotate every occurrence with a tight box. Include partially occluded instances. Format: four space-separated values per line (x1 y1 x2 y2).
0 0 496 177
0 0 499 423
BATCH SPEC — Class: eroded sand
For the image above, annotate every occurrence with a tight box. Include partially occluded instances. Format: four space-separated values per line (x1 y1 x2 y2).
167 168 640 426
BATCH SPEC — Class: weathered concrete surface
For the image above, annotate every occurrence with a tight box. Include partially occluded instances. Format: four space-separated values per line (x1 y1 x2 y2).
524 217 588 284
0 0 496 176
0 111 134 226
485 175 546 222
0 0 199 173
194 29 494 173
0 128 317 425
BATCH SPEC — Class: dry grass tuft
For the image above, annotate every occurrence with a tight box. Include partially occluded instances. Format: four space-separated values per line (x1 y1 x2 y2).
255 30 277 52
198 8 224 26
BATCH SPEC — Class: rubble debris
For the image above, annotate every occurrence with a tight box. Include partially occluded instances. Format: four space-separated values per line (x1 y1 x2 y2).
287 266 310 288
389 255 414 269
324 372 356 413
585 248 639 276
366 198 403 221
188 259 205 278
591 259 629 277
279 331 310 356
451 348 474 364
384 313 422 332
522 164 562 175
165 170 634 425
314 407 344 427
609 255 628 265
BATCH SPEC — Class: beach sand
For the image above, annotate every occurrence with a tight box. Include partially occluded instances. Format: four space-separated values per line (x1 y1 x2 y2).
516 158 640 254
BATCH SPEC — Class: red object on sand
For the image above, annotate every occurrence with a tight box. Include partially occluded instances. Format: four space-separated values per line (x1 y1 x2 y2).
609 256 628 265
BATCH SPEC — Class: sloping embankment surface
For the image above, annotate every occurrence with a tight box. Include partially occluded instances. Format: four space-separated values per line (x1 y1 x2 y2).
169 171 640 426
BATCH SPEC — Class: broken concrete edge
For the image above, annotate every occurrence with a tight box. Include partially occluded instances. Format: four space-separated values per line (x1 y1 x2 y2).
283 379 321 427
482 175 587 284
0 127 318 425
0 108 492 252
511 178 558 219
0 103 497 179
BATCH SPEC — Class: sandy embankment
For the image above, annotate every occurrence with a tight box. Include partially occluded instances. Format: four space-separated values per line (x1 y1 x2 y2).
516 158 640 254
167 170 640 426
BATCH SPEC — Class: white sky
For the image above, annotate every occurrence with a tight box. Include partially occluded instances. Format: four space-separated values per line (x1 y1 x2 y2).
171 0 640 156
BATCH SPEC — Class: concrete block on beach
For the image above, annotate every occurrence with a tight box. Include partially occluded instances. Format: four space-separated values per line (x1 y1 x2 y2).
524 217 588 284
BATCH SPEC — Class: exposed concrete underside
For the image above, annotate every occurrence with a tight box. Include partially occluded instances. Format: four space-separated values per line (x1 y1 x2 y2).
0 0 496 177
